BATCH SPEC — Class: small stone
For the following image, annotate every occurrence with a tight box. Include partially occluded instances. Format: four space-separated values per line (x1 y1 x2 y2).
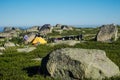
4 42 15 47
0 52 3 55
0 47 5 51
17 47 36 53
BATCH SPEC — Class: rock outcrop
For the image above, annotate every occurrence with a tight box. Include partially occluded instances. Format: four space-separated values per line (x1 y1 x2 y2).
39 24 53 35
96 24 118 42
17 47 36 53
26 26 39 32
55 24 62 28
0 27 21 39
0 32 8 38
0 30 19 38
41 48 120 80
4 27 21 32
4 42 15 47
61 25 73 30
4 27 12 32
48 40 80 46
0 47 5 51
25 33 36 43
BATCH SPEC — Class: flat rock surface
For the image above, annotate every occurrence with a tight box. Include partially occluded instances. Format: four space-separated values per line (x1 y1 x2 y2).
17 47 36 53
48 40 80 46
0 47 5 51
4 42 15 47
0 52 3 55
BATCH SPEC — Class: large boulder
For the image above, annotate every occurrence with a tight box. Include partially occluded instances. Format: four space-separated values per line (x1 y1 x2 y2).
24 33 36 44
41 48 120 80
4 27 21 32
4 27 13 32
39 24 53 35
8 30 19 37
4 42 15 47
0 32 9 38
96 24 118 42
0 30 19 39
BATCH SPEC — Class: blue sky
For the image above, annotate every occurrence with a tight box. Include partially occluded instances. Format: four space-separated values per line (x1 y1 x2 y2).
0 0 120 26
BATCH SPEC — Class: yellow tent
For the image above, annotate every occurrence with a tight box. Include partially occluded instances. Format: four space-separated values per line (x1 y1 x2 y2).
32 37 47 45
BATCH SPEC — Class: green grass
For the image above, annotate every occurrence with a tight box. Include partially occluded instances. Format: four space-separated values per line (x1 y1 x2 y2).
0 27 120 80
0 44 70 80
0 40 120 80
47 27 99 37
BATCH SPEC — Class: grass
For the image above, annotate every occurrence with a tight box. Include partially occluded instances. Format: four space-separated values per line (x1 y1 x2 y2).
0 27 120 80
47 27 98 37
0 40 120 80
0 44 70 80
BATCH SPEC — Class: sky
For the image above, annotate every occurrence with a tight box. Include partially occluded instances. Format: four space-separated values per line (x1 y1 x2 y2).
0 0 120 26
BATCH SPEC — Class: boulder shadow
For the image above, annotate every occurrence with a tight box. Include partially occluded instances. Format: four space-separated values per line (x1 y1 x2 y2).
23 66 42 77
23 54 51 77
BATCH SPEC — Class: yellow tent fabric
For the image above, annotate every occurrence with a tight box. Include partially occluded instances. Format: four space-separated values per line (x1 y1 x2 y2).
32 37 47 44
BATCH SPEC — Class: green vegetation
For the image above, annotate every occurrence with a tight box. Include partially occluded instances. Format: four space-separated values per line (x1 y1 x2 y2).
9 37 23 44
48 27 99 37
0 44 70 80
0 27 120 80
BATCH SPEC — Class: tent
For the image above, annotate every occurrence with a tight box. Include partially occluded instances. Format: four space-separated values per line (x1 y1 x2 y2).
32 37 47 45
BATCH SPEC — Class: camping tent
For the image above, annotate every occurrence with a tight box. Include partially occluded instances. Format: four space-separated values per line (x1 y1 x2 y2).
32 37 47 45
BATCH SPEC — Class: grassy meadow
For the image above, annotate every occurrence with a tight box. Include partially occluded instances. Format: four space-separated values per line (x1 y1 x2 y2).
0 27 120 80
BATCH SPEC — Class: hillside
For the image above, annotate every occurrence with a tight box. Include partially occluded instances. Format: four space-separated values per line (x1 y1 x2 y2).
0 25 120 80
